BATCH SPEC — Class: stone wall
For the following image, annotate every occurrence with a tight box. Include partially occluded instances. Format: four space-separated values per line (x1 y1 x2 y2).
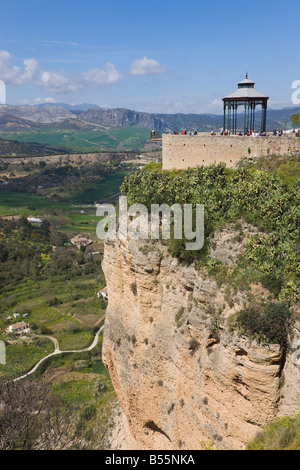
162 133 300 170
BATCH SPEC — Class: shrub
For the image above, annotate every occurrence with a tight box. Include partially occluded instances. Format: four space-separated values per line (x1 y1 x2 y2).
189 338 200 353
247 414 300 450
228 302 292 347
130 282 137 296
260 273 284 298
81 405 96 421
40 325 53 335
131 334 137 345
49 297 62 307
175 307 184 327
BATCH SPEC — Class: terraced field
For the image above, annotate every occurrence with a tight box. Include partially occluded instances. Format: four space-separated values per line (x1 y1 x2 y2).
0 127 151 152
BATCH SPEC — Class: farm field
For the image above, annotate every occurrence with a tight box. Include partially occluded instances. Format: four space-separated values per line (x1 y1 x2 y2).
0 161 131 379
0 168 129 235
0 127 150 152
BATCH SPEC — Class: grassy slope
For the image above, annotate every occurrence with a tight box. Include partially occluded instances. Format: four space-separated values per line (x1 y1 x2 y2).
0 127 150 152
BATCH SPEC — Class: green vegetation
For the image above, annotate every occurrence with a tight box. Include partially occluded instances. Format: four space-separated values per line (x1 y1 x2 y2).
0 342 117 449
240 153 300 186
121 162 299 305
0 216 105 377
0 155 133 378
247 413 300 450
290 113 300 127
0 127 150 153
228 302 292 347
0 159 130 203
0 136 69 157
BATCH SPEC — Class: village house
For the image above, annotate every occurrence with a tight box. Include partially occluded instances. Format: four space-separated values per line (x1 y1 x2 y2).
8 321 31 335
27 216 43 223
97 287 108 300
70 235 93 250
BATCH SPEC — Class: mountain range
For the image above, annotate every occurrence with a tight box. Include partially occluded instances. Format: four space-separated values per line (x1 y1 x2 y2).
0 103 299 132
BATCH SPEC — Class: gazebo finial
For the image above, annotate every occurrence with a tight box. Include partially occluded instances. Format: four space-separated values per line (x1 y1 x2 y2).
246 71 248 79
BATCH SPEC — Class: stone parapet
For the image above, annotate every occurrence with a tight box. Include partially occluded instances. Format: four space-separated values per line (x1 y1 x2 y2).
162 134 300 169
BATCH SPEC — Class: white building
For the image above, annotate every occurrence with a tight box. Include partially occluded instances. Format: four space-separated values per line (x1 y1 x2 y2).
97 287 108 300
8 321 30 334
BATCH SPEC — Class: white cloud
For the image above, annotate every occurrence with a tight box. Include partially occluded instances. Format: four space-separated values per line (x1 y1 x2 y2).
0 49 123 94
83 63 122 88
37 63 122 93
37 70 83 93
0 50 38 85
205 99 223 113
129 56 167 76
35 97 56 104
128 96 225 114
16 58 38 84
268 99 294 109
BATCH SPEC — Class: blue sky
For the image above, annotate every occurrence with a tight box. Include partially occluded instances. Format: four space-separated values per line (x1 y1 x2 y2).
0 0 299 113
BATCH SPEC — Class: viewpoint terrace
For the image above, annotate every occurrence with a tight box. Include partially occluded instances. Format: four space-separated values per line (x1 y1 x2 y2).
161 75 300 170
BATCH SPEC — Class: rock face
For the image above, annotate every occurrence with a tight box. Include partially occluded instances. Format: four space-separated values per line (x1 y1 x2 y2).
102 235 300 450
80 108 165 130
0 105 77 123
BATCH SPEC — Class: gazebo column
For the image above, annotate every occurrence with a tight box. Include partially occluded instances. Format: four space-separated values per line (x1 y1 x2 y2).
261 100 267 132
223 102 226 133
227 103 231 133
252 102 256 132
234 103 237 134
247 103 250 132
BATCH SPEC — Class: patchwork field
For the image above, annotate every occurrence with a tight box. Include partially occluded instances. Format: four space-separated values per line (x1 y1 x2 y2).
0 161 132 379
0 127 151 152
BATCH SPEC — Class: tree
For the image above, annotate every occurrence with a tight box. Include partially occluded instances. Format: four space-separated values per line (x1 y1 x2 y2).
0 378 77 450
290 113 300 126
0 377 110 450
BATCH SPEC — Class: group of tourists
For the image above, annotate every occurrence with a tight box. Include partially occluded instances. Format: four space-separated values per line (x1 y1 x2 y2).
172 129 198 135
220 129 267 137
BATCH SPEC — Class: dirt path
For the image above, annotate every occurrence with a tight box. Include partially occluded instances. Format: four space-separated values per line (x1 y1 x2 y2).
14 325 104 382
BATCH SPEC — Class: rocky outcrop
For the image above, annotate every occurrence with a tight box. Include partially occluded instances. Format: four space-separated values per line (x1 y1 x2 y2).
102 234 300 450
0 105 77 123
80 108 165 130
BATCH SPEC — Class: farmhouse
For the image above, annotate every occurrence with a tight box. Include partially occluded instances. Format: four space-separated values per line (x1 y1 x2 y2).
70 235 93 249
97 287 108 300
27 216 43 223
8 321 30 334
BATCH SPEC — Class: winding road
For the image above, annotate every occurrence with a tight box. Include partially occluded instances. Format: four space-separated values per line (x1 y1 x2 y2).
13 326 104 382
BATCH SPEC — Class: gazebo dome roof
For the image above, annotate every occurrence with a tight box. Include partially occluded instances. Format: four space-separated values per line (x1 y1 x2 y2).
223 75 269 101
238 77 255 87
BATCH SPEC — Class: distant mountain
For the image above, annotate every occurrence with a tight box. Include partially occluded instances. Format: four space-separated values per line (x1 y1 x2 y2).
35 102 100 112
79 106 300 132
0 105 77 123
79 107 164 129
0 103 299 132
0 112 41 130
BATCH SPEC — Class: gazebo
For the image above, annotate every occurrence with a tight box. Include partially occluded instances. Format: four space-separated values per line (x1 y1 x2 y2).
222 74 269 134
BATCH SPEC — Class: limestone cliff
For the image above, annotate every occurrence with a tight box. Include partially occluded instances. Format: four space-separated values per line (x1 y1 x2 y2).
102 229 300 450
